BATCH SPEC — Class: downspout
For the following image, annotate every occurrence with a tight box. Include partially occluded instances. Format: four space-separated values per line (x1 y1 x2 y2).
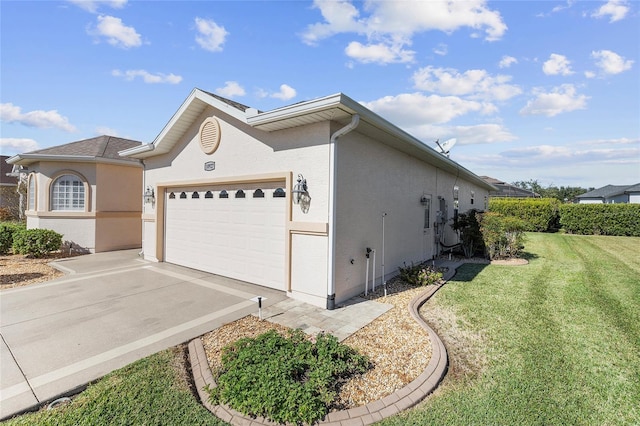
327 113 360 310
139 160 146 257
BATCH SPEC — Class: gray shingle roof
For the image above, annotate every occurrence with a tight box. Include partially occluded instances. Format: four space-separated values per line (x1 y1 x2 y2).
23 136 141 162
576 184 634 199
481 176 540 198
199 89 252 113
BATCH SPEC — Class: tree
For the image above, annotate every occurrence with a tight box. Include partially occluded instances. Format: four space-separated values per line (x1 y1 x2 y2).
511 180 593 202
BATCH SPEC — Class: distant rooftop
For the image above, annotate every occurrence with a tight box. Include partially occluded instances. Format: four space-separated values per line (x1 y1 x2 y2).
576 183 640 199
481 176 540 198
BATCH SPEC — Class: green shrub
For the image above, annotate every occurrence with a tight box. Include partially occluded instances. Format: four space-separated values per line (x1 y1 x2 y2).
478 212 527 259
207 329 370 425
0 222 26 255
12 228 63 257
560 204 640 236
399 262 444 286
451 209 485 258
489 198 560 232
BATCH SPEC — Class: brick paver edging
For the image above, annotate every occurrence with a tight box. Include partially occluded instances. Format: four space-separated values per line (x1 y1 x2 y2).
188 284 448 426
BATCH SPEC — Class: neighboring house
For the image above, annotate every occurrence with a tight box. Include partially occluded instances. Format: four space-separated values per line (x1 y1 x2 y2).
7 136 143 252
120 88 495 309
1 155 20 218
575 184 640 204
481 176 540 198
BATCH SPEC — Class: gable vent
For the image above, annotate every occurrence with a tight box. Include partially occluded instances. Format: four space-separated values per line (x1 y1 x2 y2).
199 117 221 155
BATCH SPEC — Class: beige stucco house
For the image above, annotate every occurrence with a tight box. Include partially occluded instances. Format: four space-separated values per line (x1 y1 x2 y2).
7 136 143 253
120 89 495 309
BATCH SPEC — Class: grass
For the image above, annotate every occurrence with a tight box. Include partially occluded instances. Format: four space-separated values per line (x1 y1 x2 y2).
4 346 226 426
4 233 638 425
382 233 640 426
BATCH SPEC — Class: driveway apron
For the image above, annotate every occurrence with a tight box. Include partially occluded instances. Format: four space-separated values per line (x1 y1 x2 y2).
0 250 286 420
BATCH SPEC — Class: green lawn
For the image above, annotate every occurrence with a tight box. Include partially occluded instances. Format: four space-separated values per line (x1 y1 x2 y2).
382 233 640 425
5 233 638 425
4 346 226 426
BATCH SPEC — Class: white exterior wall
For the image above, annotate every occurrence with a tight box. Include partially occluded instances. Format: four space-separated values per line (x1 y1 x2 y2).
629 193 640 204
333 131 489 304
141 106 332 306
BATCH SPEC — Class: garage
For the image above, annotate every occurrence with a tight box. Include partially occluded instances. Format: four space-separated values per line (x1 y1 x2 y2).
163 181 287 290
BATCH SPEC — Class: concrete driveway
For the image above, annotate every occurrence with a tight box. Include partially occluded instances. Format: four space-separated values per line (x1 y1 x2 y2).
0 250 286 420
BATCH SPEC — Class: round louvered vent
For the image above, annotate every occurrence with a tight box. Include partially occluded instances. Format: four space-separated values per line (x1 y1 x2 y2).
199 117 221 155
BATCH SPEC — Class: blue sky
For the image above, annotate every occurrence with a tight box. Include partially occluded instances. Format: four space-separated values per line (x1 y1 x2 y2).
1 0 638 188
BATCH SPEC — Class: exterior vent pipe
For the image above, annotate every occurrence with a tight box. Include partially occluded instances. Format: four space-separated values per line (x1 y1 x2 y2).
327 114 360 310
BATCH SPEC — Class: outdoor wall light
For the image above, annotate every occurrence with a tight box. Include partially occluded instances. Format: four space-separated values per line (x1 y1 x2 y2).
144 186 155 204
291 174 308 205
420 195 430 206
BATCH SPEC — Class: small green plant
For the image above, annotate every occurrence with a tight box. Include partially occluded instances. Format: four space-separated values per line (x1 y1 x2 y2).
207 329 370 425
398 262 444 286
0 222 26 255
12 228 63 258
451 209 485 258
478 212 526 259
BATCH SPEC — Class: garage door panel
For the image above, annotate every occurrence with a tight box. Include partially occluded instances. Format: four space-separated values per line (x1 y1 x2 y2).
164 183 286 290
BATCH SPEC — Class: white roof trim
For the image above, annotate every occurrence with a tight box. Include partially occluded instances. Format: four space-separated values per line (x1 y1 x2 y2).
7 154 142 167
119 89 248 159
118 88 494 191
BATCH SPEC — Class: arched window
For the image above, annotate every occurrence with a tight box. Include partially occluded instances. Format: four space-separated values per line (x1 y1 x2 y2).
51 174 85 211
204 191 213 199
253 189 265 198
169 192 176 199
273 188 286 198
235 190 246 198
180 192 187 199
28 174 36 210
192 191 200 199
219 190 229 199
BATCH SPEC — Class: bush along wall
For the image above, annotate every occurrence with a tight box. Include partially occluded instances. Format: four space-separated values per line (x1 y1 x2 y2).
12 228 63 258
559 204 640 236
489 198 560 232
0 222 26 255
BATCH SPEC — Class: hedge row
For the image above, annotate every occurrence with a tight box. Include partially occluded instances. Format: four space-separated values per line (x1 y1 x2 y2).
488 198 560 232
559 204 640 236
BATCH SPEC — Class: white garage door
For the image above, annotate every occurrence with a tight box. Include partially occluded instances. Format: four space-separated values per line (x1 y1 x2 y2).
164 182 286 290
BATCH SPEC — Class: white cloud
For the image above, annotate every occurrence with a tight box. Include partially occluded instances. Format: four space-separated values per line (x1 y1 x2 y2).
95 126 119 136
0 138 39 154
519 84 589 117
302 0 507 65
591 50 634 75
451 123 518 144
498 55 517 68
584 70 596 78
194 17 228 52
112 69 182 84
271 84 297 101
90 15 142 48
592 0 629 22
68 0 127 13
0 103 76 132
412 66 522 101
215 81 246 98
433 43 448 56
362 92 488 126
542 53 574 76
345 41 415 64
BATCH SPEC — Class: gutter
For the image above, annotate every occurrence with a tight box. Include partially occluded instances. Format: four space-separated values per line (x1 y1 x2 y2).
326 114 360 310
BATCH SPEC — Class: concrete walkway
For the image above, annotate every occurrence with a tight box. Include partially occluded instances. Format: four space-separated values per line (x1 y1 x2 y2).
0 250 288 420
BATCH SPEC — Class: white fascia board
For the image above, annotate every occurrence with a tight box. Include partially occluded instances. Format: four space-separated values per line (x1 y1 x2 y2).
6 154 141 167
246 93 348 126
119 143 154 158
248 92 495 191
